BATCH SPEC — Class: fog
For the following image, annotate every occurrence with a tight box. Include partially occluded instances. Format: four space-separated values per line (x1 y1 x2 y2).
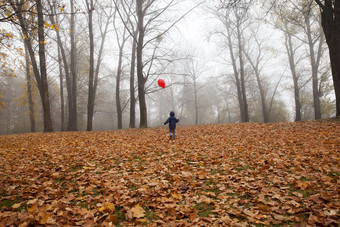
0 0 335 134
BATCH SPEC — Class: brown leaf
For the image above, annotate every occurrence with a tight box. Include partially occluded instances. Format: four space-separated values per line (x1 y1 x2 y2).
131 205 145 218
106 214 118 224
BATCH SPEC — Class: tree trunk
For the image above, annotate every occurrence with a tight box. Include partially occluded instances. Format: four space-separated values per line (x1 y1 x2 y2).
129 31 138 128
57 47 65 131
245 48 269 123
236 21 249 122
256 72 269 123
87 0 94 131
305 12 322 119
316 0 340 117
69 0 77 131
193 77 198 125
15 0 53 132
328 36 340 117
116 46 124 129
285 28 302 121
86 1 111 131
37 0 53 132
226 24 245 122
47 0 72 131
244 32 269 123
114 18 128 130
136 0 147 128
24 42 36 132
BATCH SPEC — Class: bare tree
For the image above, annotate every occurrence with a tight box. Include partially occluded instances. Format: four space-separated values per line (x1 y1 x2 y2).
113 5 129 129
279 0 325 119
86 0 95 131
267 2 311 121
47 0 78 130
301 1 324 119
129 29 138 128
244 25 271 122
184 55 206 125
213 3 251 122
284 22 305 121
85 0 113 131
69 0 77 130
115 0 204 128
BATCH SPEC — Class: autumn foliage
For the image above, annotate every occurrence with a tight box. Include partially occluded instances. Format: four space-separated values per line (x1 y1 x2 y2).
0 121 339 226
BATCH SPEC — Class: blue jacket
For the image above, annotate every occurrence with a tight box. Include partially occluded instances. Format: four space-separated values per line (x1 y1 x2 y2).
164 111 179 130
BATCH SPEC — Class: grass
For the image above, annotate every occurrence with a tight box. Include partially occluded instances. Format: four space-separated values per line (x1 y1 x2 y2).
70 165 83 172
0 197 26 211
194 203 216 218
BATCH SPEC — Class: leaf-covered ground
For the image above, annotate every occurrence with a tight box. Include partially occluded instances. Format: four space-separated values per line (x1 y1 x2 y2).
0 121 339 226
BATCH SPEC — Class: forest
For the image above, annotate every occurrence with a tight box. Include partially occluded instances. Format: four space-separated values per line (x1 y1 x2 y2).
1 1 340 226
0 0 339 134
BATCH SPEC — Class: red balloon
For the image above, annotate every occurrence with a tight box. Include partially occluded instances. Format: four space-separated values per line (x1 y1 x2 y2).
158 79 165 88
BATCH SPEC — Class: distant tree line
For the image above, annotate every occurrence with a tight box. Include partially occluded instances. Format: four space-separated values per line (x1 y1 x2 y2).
0 0 337 134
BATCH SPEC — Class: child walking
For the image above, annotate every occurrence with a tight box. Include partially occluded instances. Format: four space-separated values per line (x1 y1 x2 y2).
163 111 179 140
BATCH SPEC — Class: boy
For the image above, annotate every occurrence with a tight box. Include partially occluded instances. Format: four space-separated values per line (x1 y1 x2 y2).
163 111 179 140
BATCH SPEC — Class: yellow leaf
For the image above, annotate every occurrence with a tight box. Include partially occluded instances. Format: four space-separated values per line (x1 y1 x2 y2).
44 21 50 28
0 102 5 110
172 193 183 200
54 24 59 32
99 202 115 212
107 202 114 210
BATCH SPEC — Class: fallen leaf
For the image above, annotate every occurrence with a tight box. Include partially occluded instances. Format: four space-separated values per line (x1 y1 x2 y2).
131 205 145 218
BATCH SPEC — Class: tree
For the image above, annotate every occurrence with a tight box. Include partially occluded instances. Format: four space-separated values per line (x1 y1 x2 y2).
135 0 148 128
86 1 113 131
284 22 304 121
213 2 251 122
115 0 203 128
129 29 138 128
314 0 340 117
184 54 206 125
113 6 129 129
267 2 310 122
302 1 324 119
274 0 325 120
24 41 36 132
47 0 70 131
9 0 53 132
244 23 283 123
57 41 65 131
69 0 77 130
86 0 95 131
